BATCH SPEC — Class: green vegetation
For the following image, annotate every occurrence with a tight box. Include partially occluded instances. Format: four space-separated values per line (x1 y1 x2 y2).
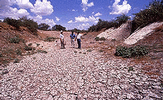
132 0 163 32
88 14 130 32
15 49 22 55
128 66 134 72
37 50 47 54
52 25 66 31
24 46 33 51
95 37 106 41
115 45 149 58
44 37 57 42
87 49 92 52
38 23 50 31
28 43 32 46
9 36 21 43
36 43 40 47
14 58 20 63
4 17 38 35
3 18 21 29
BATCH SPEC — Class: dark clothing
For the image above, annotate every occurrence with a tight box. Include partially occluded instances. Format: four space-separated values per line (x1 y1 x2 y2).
77 39 81 49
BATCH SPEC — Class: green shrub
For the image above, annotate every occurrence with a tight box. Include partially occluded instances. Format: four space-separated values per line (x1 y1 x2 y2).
115 45 149 58
28 43 32 46
15 49 22 55
87 49 92 52
95 37 106 41
14 58 20 63
88 15 130 32
36 43 40 47
37 50 47 54
95 37 100 41
3 17 21 29
100 37 106 41
132 0 163 32
19 17 38 35
44 37 57 42
116 14 131 27
24 46 33 51
128 66 134 72
9 37 20 43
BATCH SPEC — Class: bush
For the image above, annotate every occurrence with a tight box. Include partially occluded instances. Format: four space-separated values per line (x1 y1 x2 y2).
3 17 21 29
95 37 106 41
19 17 38 35
28 43 32 46
132 0 163 32
44 37 57 42
24 46 33 51
115 45 149 58
14 58 20 63
88 14 130 32
37 50 47 54
52 25 66 31
95 37 100 41
38 23 50 31
15 49 22 55
4 17 38 35
116 14 131 27
9 37 20 43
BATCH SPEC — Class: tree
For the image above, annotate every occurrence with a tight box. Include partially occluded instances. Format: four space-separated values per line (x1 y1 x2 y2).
116 14 130 26
3 17 21 29
19 16 38 35
52 25 66 31
38 23 50 31
132 0 163 32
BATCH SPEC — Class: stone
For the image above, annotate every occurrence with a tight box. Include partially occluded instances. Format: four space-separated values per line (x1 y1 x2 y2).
2 69 9 75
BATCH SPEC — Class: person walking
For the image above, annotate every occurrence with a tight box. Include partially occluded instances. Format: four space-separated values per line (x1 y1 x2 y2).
75 31 82 49
60 30 65 49
70 31 76 48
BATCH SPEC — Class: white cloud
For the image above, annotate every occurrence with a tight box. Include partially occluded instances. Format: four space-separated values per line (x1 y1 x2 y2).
110 0 131 15
0 7 29 19
16 0 33 9
94 12 102 16
75 16 99 23
55 17 60 21
82 0 94 12
68 20 73 23
77 23 90 30
31 0 53 16
30 15 56 28
17 9 29 17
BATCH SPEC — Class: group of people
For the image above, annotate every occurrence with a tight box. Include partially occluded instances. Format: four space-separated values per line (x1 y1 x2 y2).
60 30 83 49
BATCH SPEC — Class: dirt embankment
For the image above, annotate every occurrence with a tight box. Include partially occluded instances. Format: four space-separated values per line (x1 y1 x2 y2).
0 22 50 65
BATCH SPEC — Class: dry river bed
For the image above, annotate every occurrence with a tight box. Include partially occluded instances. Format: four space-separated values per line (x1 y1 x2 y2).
0 37 163 100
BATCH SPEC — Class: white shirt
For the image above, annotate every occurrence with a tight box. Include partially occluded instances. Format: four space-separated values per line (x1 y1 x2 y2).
60 34 64 40
77 34 82 39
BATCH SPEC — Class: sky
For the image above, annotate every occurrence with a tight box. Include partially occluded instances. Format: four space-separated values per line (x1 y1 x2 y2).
0 0 153 30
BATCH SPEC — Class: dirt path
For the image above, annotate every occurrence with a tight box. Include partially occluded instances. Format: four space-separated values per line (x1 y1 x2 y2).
0 31 162 99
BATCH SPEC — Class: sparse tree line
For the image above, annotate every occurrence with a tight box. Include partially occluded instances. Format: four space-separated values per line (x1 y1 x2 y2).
1 0 163 34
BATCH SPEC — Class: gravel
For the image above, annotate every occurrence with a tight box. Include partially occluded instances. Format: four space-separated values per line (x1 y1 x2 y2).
0 33 162 100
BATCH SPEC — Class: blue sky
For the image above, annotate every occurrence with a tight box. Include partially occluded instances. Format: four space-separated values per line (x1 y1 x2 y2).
0 0 153 30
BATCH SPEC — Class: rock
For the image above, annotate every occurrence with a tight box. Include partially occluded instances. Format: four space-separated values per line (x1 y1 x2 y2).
127 93 134 99
2 69 9 75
